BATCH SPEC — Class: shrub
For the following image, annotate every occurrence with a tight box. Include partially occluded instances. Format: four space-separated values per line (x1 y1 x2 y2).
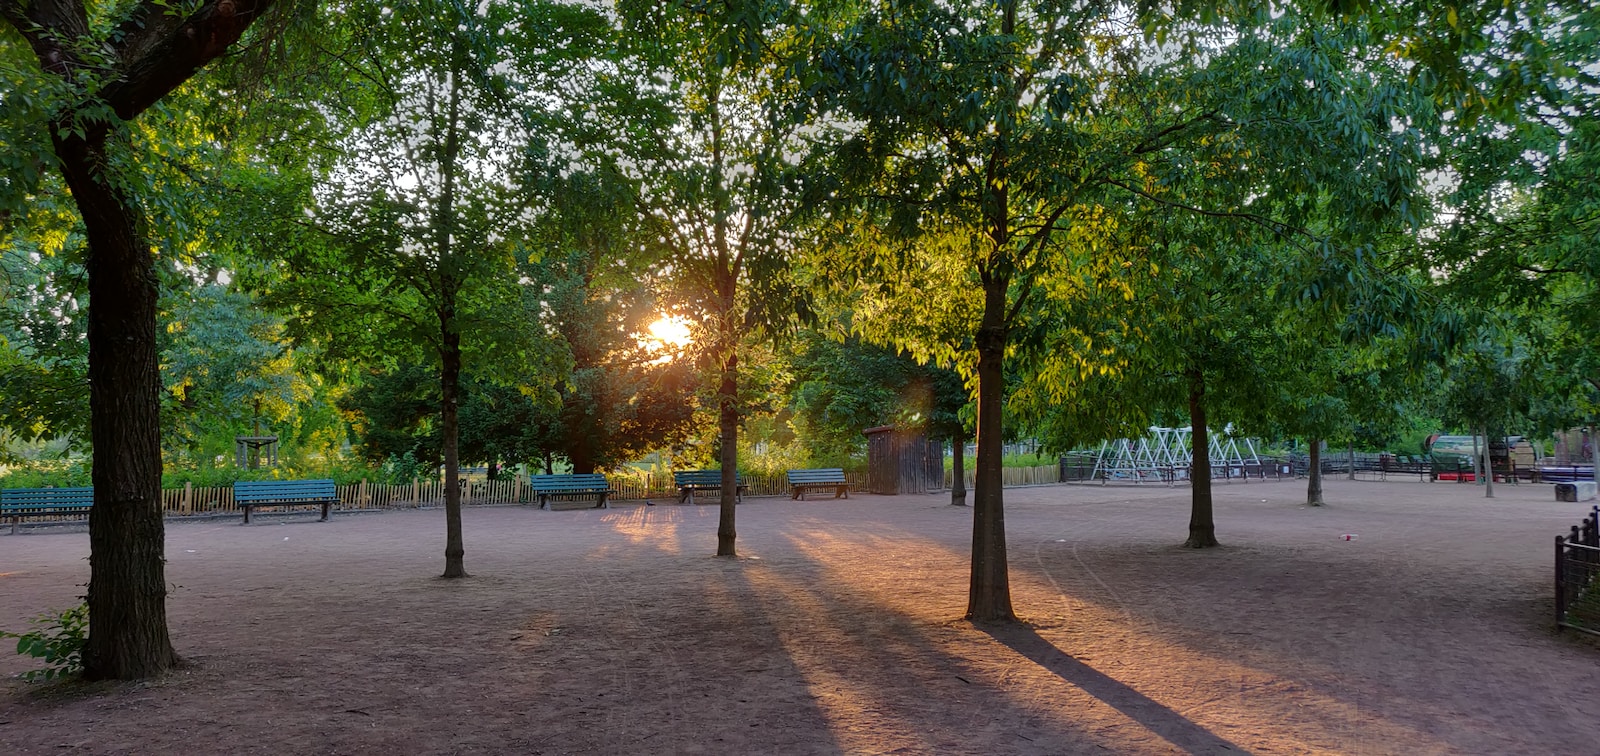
2 603 88 682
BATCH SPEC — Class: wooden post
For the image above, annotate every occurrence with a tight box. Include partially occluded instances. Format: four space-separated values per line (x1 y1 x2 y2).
182 482 192 514
359 479 368 508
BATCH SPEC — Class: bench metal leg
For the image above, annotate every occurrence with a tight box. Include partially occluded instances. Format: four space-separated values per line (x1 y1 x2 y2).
539 495 549 511
320 501 331 521
242 506 251 525
597 493 609 509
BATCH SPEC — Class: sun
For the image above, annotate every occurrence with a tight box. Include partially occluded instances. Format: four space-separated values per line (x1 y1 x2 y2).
647 316 693 350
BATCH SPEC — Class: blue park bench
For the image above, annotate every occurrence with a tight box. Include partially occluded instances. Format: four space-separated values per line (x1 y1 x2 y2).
233 479 337 524
672 470 747 505
528 474 611 510
786 469 849 500
1 487 94 534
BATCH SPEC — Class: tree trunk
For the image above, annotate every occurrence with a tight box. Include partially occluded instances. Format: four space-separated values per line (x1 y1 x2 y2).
951 430 968 506
59 129 180 680
966 281 1015 622
1185 368 1219 548
440 318 467 578
716 349 738 557
437 54 466 579
1481 425 1495 499
567 429 597 475
1472 433 1483 484
1307 437 1324 506
1346 442 1356 481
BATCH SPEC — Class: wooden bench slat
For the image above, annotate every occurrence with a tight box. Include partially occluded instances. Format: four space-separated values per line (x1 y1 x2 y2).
673 470 747 504
785 469 849 500
527 474 611 510
232 480 336 524
2 487 94 534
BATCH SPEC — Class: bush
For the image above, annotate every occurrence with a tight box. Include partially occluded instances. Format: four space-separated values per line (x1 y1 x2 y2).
2 603 88 682
0 460 91 488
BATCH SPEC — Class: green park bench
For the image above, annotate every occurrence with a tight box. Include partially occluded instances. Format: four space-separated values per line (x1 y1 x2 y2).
233 479 337 524
1 486 94 534
529 474 611 510
673 470 746 505
786 468 849 500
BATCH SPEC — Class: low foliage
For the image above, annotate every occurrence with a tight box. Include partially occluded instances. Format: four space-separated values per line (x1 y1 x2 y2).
2 603 88 682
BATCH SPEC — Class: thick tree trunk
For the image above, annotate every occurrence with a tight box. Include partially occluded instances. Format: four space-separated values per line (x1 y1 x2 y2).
951 431 968 506
716 350 738 556
440 319 467 578
966 282 1015 622
1307 437 1324 506
1185 368 1219 548
1346 442 1356 481
59 129 179 680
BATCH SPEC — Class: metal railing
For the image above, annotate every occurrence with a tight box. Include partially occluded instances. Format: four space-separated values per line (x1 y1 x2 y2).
1556 505 1600 636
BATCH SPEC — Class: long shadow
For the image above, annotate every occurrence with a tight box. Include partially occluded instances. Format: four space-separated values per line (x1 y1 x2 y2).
981 622 1249 755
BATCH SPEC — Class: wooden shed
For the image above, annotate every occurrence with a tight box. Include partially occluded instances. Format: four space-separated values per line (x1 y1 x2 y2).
863 426 945 495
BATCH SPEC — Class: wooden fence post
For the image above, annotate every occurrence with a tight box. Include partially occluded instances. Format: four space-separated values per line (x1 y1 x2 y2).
359 479 368 508
182 482 192 514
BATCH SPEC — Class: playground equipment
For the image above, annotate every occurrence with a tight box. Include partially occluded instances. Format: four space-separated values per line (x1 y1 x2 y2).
1092 426 1262 483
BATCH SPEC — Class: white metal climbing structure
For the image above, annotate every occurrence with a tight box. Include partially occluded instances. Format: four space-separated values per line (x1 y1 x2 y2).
1093 426 1262 483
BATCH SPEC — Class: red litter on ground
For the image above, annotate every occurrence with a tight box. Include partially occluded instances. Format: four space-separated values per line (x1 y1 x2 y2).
1341 534 1358 541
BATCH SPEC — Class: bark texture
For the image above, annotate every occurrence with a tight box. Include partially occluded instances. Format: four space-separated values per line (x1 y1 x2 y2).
436 61 467 579
716 351 738 556
0 0 279 680
966 282 1015 621
1185 369 1219 548
440 318 467 578
59 129 179 680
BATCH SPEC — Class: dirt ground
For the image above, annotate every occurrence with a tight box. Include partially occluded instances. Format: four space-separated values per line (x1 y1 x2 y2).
1 477 1597 755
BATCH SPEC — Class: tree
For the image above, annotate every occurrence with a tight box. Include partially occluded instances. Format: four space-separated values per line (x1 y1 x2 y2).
161 284 309 463
0 0 280 679
258 0 574 578
787 332 968 474
810 0 1418 612
521 168 705 474
607 1 812 556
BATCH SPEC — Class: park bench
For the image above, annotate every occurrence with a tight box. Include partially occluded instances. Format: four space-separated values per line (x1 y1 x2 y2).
1 487 93 534
233 479 337 524
529 473 611 510
787 468 849 500
673 470 747 505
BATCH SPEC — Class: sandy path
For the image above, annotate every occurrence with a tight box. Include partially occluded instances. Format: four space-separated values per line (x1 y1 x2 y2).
1 478 1595 754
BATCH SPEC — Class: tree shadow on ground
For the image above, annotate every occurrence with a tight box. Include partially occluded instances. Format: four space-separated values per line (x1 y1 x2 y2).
979 621 1249 755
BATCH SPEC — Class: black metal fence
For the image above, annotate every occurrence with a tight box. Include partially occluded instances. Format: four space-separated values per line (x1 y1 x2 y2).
1556 505 1600 636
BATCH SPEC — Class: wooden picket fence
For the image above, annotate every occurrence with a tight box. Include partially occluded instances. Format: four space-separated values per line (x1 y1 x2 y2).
944 464 1061 490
